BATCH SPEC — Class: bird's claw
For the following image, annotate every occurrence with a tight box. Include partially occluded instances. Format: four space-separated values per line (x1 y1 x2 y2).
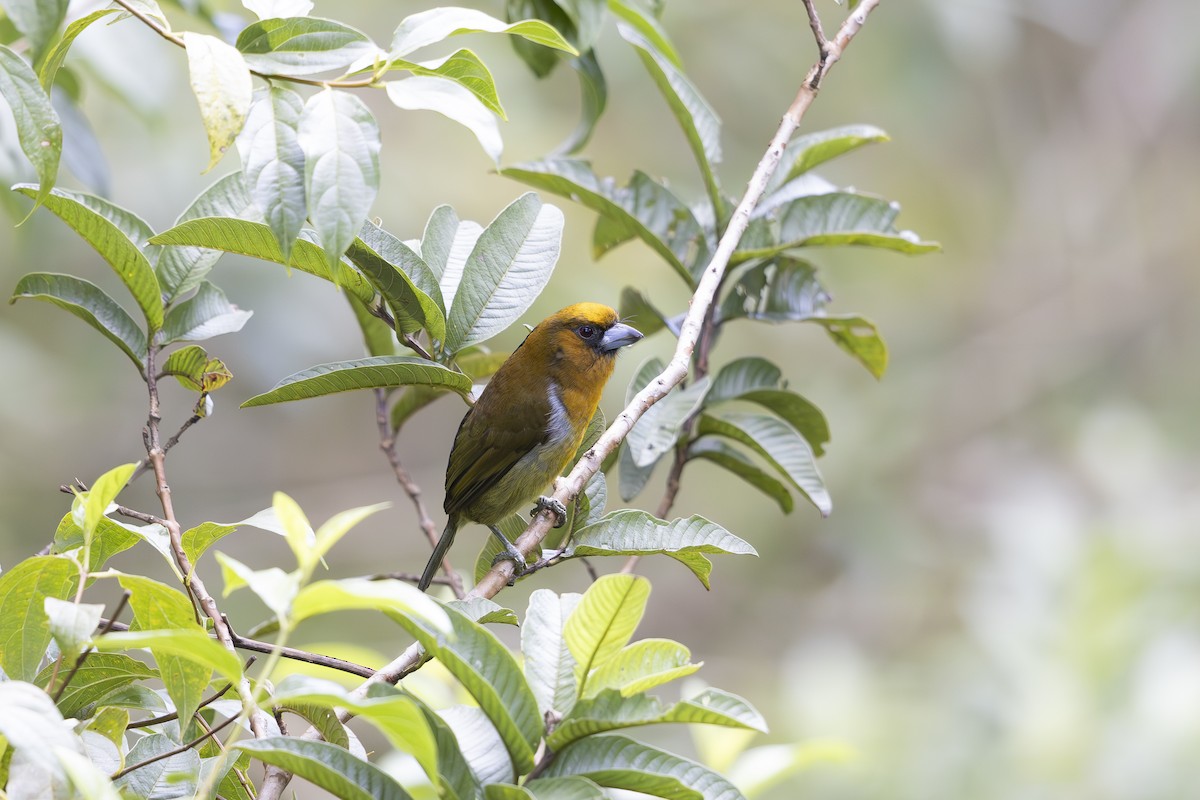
491 544 528 573
532 496 568 528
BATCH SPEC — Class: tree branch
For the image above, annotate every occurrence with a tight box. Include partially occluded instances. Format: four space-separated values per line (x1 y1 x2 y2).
111 712 239 781
256 3 884 795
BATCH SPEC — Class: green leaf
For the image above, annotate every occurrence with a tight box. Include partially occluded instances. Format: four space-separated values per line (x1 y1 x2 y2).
618 357 664 501
44 597 102 657
181 521 238 565
807 314 888 379
277 702 350 749
567 511 756 589
705 360 829 454
553 50 605 155
236 17 377 77
237 86 306 260
443 193 563 355
79 461 134 561
585 638 698 699
151 216 374 301
419 203 459 282
448 597 519 626
697 411 830 515
349 220 446 342
118 575 214 726
707 357 781 402
512 777 607 800
421 704 480 800
116 733 201 798
718 258 827 324
1 0 67 62
348 292 398 357
670 688 767 731
618 24 723 219
298 88 381 270
239 737 416 800
618 287 668 338
0 45 60 211
86 706 130 747
438 705 513 786
725 741 855 796
390 602 542 773
12 185 162 330
38 8 119 92
502 159 694 286
771 124 889 188
0 681 82 777
94 628 242 682
625 375 708 467
161 280 252 344
161 345 232 393
543 735 743 800
386 76 503 164
215 552 298 619
504 0 572 79
607 0 680 67
522 589 581 718
564 574 649 694
290 577 451 631
10 272 146 370
36 652 156 719
390 48 506 119
183 32 252 172
243 355 471 407
52 513 140 572
390 7 576 58
686 438 793 514
155 172 259 306
0 556 78 680
740 389 829 454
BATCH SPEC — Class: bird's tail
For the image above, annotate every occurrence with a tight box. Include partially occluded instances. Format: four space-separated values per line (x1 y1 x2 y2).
418 517 457 592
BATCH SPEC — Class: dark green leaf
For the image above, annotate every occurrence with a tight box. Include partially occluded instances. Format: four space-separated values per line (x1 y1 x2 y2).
278 702 350 749
237 86 306 260
10 272 146 369
770 124 889 188
242 355 471 407
718 258 827 324
161 280 252 344
807 314 887 379
349 220 445 341
697 412 830 515
552 49 605 155
150 217 374 302
237 17 377 77
544 734 743 800
706 357 781 403
506 0 570 78
237 737 414 800
421 704 480 800
738 389 829 455
618 289 666 339
298 88 381 270
0 555 78 680
567 511 756 589
686 438 793 513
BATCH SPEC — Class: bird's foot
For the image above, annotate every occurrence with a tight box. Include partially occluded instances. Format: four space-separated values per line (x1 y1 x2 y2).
532 496 568 528
488 533 528 575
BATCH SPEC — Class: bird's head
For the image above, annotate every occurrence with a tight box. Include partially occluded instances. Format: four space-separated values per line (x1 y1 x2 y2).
528 303 643 374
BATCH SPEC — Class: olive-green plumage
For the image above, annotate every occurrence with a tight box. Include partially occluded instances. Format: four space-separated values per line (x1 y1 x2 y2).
418 303 642 590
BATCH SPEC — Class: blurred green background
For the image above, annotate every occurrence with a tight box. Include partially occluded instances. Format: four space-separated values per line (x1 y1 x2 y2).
3 0 1200 797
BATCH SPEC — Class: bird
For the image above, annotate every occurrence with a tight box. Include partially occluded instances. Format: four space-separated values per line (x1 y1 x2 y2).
418 303 643 591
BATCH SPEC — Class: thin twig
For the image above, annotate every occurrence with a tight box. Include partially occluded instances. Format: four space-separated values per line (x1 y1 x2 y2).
368 571 456 586
374 389 466 599
128 675 237 729
256 4 884 795
111 713 239 781
52 591 131 703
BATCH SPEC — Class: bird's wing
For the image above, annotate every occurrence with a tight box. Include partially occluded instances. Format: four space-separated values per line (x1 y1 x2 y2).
443 392 549 515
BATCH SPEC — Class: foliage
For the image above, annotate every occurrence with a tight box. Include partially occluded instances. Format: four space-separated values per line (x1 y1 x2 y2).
0 0 931 798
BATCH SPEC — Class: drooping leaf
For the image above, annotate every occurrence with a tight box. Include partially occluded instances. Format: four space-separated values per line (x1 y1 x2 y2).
349 220 445 341
151 216 374 302
237 737 414 800
567 511 756 589
543 734 743 800
10 273 146 370
386 76 502 164
183 32 253 171
505 0 571 78
607 0 680 67
0 555 78 680
686 438 793 513
705 358 829 454
242 355 471 407
552 50 605 155
0 46 59 211
298 88 381 270
389 48 506 119
806 314 888 379
706 357 781 403
161 280 252 344
13 185 162 330
564 574 649 695
697 412 830 515
237 85 306 260
237 17 377 77
389 6 576 59
522 589 582 719
443 193 563 355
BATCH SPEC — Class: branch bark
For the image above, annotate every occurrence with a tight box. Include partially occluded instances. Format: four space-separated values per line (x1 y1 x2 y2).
256 2 883 795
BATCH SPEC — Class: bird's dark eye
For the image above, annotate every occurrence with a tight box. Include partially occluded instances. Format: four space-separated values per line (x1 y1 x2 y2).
577 325 597 340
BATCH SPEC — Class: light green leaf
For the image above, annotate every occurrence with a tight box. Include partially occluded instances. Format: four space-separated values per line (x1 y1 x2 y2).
349 220 445 342
243 355 471 407
155 172 260 306
419 203 459 283
291 577 450 632
523 589 581 718
390 7 576 58
448 596 519 626
0 556 81 680
94 629 243 683
618 24 723 218
0 46 60 212
150 216 374 302
35 652 156 719
671 688 767 731
214 551 298 619
236 737 406 799
386 76 502 164
116 733 201 798
13 185 162 330
543 735 742 800
43 598 102 657
183 32 252 172
181 521 239 565
272 490 315 567
516 777 608 800
161 280 252 344
237 17 377 77
0 681 82 776
298 88 381 270
52 513 140 572
770 124 889 188
10 272 146 370
390 48 506 119
697 412 830 515
444 192 563 355
82 462 136 541
806 314 888 379
161 344 233 392
312 501 389 565
390 602 541 773
585 638 698 699
567 511 756 589
725 741 855 797
626 375 708 467
502 159 694 286
564 574 649 694
1 0 68 62
237 86 306 261
686 438 793 514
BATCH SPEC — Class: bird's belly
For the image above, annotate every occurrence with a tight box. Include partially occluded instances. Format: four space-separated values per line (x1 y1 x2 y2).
467 434 579 524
